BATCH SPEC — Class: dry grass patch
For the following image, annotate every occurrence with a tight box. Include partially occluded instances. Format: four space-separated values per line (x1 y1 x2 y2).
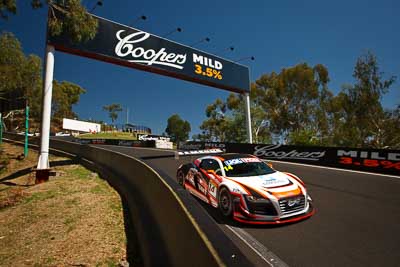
0 143 127 266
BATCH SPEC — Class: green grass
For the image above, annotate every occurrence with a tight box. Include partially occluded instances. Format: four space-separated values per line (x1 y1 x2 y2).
43 257 56 265
78 132 137 140
64 198 79 207
69 166 92 180
90 184 109 195
95 258 120 267
64 216 78 232
109 201 122 213
24 190 57 204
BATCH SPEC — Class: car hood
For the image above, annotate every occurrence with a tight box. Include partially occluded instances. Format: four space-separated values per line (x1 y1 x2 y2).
227 171 292 189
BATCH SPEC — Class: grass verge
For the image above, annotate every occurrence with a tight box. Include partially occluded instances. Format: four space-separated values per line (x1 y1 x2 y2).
0 142 127 266
78 132 137 140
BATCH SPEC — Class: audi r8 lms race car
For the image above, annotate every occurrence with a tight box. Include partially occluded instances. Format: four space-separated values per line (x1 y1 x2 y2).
176 153 315 224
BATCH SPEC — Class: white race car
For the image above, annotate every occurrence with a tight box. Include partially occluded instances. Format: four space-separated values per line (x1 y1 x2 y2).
177 153 315 224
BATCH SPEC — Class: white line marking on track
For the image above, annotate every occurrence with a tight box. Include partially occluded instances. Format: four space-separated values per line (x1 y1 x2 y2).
265 160 400 179
225 225 289 267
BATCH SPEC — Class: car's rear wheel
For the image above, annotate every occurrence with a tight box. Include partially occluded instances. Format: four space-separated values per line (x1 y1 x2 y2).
219 187 233 217
177 170 185 188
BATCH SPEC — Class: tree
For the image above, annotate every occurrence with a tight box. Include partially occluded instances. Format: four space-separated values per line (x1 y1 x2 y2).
0 32 42 129
226 90 271 143
103 103 122 124
1 0 98 43
198 63 337 145
332 51 396 147
379 105 400 149
198 98 230 142
0 32 87 131
252 63 332 144
0 32 36 95
51 80 86 126
165 114 191 143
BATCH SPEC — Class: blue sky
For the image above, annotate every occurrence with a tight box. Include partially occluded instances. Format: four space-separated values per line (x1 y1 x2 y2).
2 0 399 136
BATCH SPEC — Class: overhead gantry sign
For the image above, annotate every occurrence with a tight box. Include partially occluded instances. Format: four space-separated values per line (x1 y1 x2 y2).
38 11 252 170
47 13 250 93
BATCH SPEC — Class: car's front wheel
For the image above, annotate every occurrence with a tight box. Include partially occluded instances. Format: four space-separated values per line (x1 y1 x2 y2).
219 187 233 217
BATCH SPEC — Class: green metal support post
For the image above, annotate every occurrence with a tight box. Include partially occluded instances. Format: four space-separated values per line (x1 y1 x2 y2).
24 106 29 157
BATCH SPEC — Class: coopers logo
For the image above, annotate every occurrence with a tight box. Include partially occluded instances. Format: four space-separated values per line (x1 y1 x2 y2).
254 144 326 161
115 30 187 69
47 11 250 93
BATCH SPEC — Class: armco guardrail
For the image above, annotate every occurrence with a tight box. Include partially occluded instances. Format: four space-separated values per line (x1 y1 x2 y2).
3 133 252 267
180 141 400 176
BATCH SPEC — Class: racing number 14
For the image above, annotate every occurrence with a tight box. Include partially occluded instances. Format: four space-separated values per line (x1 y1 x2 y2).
208 182 217 198
224 165 233 172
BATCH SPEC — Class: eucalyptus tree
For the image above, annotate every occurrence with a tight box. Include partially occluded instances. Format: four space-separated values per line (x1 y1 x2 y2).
103 103 123 124
165 114 191 143
332 51 396 147
1 0 98 43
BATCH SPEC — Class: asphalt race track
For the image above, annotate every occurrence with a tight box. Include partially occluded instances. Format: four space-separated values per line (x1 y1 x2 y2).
96 145 400 267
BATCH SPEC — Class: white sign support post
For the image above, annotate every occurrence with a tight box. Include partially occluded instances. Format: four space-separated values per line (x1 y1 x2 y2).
36 45 55 183
244 92 253 144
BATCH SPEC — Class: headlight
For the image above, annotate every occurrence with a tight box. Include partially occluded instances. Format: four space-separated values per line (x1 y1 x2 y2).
245 195 270 203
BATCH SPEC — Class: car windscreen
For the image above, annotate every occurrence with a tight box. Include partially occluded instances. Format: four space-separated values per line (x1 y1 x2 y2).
223 158 276 177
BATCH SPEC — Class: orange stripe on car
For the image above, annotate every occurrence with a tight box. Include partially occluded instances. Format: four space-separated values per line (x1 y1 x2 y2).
269 187 302 198
214 156 225 161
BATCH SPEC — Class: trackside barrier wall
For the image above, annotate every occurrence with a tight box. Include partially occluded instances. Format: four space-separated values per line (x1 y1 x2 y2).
2 133 229 267
77 138 156 147
179 142 400 176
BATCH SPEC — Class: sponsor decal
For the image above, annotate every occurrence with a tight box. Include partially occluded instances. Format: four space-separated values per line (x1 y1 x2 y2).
208 181 217 198
338 157 400 170
241 157 261 163
254 144 325 161
261 177 278 187
118 140 134 146
179 143 203 150
337 150 400 170
178 149 223 156
224 157 261 166
78 139 91 144
193 53 223 81
91 139 106 145
138 134 170 141
115 30 187 69
224 158 244 166
337 150 400 161
205 143 226 149
260 175 289 187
